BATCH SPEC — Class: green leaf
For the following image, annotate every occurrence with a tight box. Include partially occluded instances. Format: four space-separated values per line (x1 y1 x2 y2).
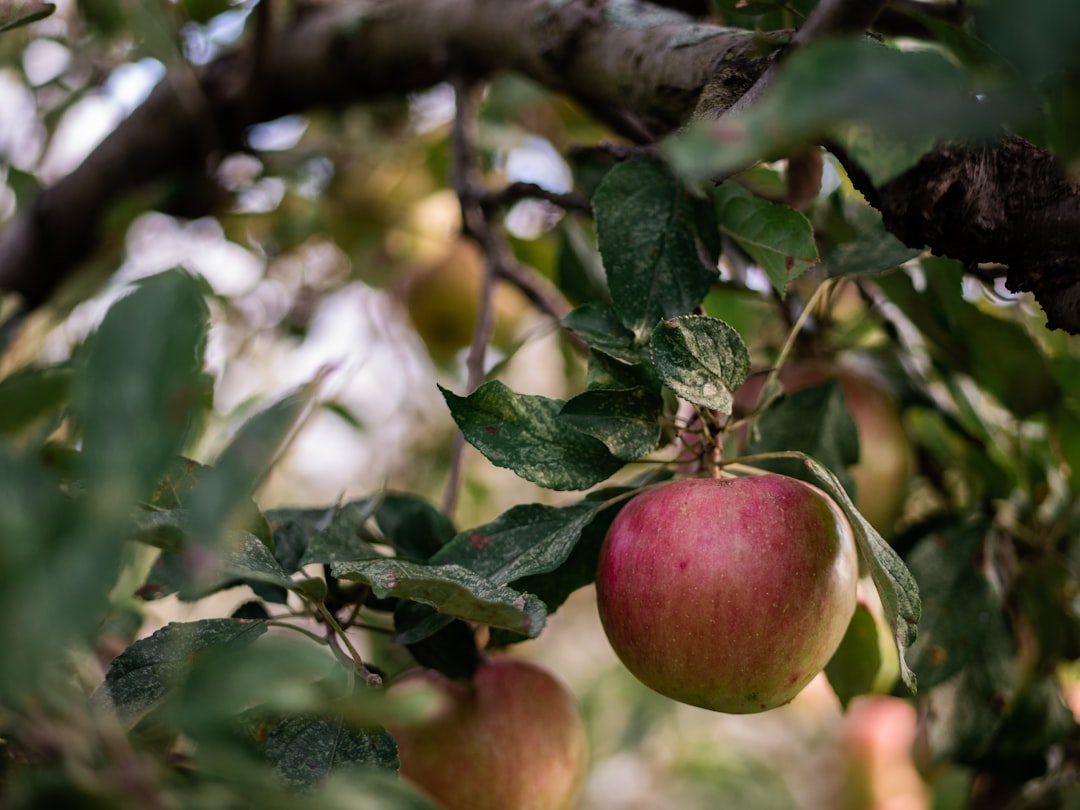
905 522 1010 691
264 718 398 787
801 455 921 694
145 457 273 546
74 270 209 516
373 492 456 559
0 363 71 436
94 618 267 727
746 381 859 499
822 206 923 278
978 0 1080 87
0 447 75 702
185 381 320 550
141 526 299 603
824 603 882 709
332 558 546 638
584 349 658 394
431 501 603 584
488 490 631 646
714 182 818 296
294 501 383 567
666 39 1007 184
562 303 643 364
593 159 719 337
649 314 750 414
560 388 662 460
441 381 623 491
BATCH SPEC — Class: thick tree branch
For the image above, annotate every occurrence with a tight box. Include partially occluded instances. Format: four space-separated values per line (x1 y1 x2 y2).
0 0 770 309
1 0 1079 333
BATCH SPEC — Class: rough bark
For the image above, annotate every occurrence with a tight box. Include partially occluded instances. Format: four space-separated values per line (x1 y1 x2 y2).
1 0 1078 332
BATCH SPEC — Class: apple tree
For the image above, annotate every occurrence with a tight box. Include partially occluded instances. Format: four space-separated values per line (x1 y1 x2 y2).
1 0 1079 808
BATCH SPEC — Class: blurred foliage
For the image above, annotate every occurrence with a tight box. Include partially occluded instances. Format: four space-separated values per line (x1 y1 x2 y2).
1 1 1080 809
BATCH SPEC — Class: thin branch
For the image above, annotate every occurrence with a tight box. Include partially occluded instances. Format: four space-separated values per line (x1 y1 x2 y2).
479 181 591 216
443 75 494 517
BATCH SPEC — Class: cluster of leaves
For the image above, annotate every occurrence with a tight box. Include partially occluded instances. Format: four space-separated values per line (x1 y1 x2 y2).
0 152 923 808
4 1 1080 809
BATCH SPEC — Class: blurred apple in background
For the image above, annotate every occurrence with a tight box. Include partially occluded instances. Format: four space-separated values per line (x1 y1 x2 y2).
388 656 587 810
397 238 528 364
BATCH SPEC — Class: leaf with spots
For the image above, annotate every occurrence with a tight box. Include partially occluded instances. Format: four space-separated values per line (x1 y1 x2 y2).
93 618 267 727
593 159 720 338
560 388 663 460
802 454 921 694
332 558 547 638
431 501 603 585
264 717 399 787
714 181 818 296
440 381 624 491
649 314 750 414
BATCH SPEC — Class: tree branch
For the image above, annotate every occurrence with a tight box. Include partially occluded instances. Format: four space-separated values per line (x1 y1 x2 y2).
1 0 1079 333
0 0 770 309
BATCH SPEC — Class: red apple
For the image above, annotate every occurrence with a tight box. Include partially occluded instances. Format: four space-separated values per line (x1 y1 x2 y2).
388 657 587 810
595 475 858 713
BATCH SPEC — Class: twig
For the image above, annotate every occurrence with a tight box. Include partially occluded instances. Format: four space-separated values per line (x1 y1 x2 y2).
443 75 493 516
479 181 591 216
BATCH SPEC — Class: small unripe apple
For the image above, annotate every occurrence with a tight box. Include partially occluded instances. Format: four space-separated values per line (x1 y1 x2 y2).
596 475 858 714
388 657 586 810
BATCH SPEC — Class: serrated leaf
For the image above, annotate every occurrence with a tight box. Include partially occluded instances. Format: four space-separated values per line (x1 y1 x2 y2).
801 455 921 693
488 490 631 646
746 382 859 498
431 501 602 584
714 182 818 296
593 160 719 337
332 558 546 638
562 303 643 364
441 381 623 491
649 315 750 413
139 528 298 603
824 603 882 709
265 718 399 787
94 618 267 727
560 388 662 460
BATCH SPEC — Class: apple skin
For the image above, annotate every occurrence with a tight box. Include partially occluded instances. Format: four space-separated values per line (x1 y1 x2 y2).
388 657 587 810
595 475 859 714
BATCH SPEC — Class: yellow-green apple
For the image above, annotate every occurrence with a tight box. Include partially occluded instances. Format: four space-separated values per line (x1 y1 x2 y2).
399 240 527 363
595 474 858 713
388 657 586 810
